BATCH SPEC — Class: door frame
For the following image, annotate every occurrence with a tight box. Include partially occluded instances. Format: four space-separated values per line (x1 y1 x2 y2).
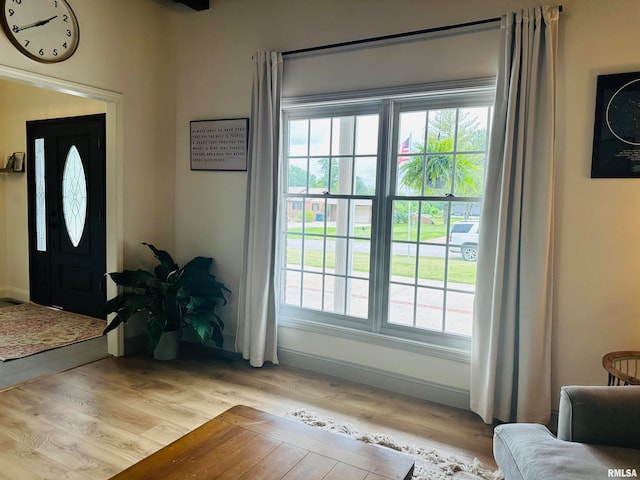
0 64 124 357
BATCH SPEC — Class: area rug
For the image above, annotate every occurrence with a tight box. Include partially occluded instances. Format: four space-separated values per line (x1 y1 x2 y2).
287 409 503 480
0 302 105 361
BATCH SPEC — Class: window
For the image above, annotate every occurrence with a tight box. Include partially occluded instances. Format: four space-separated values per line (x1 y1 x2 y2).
35 137 47 252
279 83 493 350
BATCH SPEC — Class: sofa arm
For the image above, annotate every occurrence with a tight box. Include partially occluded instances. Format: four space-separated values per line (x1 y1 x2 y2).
557 385 640 449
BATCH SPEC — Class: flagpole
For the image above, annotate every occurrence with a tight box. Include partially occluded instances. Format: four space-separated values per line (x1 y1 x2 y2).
407 133 412 260
407 202 411 260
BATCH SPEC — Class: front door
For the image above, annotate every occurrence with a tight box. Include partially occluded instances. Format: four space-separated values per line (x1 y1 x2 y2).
27 114 106 318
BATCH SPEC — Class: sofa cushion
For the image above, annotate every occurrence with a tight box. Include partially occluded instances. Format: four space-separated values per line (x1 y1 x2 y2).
494 423 640 480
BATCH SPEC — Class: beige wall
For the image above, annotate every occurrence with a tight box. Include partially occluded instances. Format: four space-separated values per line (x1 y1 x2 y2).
1 0 637 410
172 0 640 409
0 0 177 260
0 81 105 300
0 90 4 292
0 1 177 340
553 0 640 398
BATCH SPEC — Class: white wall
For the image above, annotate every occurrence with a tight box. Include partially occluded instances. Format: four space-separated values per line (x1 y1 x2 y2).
172 0 640 411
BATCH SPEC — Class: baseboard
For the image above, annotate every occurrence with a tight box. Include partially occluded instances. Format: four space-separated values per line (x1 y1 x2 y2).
123 333 238 357
124 333 147 355
0 287 28 302
277 347 471 411
0 297 22 305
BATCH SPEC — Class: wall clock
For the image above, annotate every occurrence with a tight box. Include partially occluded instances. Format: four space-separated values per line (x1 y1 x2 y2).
0 0 79 63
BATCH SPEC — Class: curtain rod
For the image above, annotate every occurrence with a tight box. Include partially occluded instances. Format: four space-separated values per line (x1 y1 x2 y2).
283 5 563 57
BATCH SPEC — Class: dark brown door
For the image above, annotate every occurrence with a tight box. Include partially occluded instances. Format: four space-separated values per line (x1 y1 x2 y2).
27 114 106 318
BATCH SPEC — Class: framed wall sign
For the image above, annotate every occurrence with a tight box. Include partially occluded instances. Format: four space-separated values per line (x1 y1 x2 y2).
591 71 640 178
190 118 249 171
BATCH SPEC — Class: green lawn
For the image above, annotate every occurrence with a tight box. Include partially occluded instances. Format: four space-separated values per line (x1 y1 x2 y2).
285 248 476 284
391 223 447 241
287 222 450 242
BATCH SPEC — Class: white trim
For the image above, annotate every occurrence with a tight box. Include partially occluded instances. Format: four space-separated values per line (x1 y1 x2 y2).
279 317 471 363
278 347 471 410
0 64 125 356
282 77 496 108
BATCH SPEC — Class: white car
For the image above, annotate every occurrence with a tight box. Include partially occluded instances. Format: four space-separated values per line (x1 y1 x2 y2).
449 222 479 262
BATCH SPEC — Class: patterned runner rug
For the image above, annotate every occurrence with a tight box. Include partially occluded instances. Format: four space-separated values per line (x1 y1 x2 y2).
0 302 105 361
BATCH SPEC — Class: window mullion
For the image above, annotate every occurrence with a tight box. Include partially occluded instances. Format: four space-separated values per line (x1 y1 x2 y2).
371 100 392 334
441 196 453 332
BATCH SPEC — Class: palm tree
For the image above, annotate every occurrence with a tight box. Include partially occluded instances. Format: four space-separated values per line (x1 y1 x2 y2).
400 110 485 194
398 109 486 220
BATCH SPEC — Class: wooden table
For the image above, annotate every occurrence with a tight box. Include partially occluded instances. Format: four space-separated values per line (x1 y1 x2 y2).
110 405 414 480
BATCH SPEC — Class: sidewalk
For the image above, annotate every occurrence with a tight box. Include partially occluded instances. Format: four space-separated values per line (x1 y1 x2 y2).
283 267 473 336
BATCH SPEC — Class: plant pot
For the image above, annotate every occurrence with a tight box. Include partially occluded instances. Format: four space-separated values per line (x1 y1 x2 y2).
153 330 181 361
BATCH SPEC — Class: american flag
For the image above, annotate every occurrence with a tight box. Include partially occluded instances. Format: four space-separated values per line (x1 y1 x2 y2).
398 135 411 164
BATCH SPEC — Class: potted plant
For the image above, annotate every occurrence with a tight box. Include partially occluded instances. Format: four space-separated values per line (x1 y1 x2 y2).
102 243 231 360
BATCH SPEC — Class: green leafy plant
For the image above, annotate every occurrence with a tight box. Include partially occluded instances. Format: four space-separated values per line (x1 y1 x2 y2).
103 243 231 354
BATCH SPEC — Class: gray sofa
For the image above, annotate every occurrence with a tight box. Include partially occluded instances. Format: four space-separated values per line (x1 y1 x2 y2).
493 386 640 480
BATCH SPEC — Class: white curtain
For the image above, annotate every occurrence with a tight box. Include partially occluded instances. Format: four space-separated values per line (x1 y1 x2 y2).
236 52 282 367
471 6 559 424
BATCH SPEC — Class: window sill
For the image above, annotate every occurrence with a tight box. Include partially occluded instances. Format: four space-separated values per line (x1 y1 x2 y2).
278 315 471 364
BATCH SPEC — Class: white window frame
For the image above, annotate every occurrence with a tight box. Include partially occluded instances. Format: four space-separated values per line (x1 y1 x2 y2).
278 79 495 358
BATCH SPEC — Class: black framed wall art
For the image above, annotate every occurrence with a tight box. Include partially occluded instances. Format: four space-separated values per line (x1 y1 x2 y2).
190 118 249 171
591 71 640 178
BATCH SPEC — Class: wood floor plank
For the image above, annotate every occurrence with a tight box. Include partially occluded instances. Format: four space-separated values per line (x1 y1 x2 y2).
138 420 190 445
18 376 164 436
3 386 163 466
0 429 77 480
0 404 121 478
58 368 214 430
0 350 497 479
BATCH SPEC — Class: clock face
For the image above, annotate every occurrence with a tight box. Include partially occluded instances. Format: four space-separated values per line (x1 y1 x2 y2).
1 0 79 63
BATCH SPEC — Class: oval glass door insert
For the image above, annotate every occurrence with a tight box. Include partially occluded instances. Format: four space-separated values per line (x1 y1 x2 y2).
62 145 87 247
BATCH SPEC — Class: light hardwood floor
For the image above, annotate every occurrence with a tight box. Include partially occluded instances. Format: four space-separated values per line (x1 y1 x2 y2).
0 349 496 480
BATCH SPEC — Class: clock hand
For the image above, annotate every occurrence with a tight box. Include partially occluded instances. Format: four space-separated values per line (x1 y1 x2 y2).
14 15 58 33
